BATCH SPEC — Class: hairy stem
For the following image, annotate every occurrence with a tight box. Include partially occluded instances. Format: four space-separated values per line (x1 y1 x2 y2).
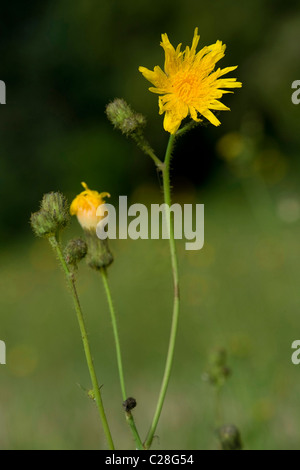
132 133 164 171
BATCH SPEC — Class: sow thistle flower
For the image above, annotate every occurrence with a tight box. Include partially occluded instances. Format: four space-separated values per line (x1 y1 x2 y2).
70 182 113 270
139 27 242 134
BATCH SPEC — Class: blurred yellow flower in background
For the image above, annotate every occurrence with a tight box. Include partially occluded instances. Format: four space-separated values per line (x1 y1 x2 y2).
70 182 110 230
139 28 242 134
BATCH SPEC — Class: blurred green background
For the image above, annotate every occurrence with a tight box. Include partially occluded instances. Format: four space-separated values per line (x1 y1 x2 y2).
1 0 300 450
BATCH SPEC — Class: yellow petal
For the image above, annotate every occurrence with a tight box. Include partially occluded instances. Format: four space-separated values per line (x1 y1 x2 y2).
160 33 180 76
139 65 167 88
201 109 221 126
163 111 182 134
209 100 230 111
189 106 201 122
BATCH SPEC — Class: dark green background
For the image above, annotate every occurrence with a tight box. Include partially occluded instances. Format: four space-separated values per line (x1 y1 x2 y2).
1 0 300 450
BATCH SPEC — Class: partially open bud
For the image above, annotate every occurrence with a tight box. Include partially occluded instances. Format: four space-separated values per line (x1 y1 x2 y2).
70 182 113 270
217 424 243 450
70 182 110 231
64 238 87 268
106 98 146 136
30 192 70 238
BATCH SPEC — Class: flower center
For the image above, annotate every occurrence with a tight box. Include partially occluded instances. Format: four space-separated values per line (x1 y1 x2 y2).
173 72 199 102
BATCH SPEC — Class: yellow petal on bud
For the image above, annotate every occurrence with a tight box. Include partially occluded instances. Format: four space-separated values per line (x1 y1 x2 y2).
70 182 110 231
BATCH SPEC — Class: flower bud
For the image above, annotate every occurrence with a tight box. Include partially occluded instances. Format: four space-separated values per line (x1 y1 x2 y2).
64 238 87 267
70 182 110 231
40 192 70 229
30 209 58 238
217 425 242 450
123 397 137 413
106 98 146 136
85 230 113 270
31 192 70 238
70 182 114 270
87 389 96 401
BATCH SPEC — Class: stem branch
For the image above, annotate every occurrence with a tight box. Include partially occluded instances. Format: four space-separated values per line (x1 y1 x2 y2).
49 236 115 450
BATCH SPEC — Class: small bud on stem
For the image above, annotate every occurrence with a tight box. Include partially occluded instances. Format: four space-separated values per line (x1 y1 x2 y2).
217 424 243 450
64 238 87 268
123 397 137 413
85 230 114 270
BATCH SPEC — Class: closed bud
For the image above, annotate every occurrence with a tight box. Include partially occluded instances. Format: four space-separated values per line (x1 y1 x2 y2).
123 397 137 413
106 98 146 136
217 424 243 450
31 192 70 238
64 238 87 267
41 192 70 230
85 229 113 270
30 209 59 238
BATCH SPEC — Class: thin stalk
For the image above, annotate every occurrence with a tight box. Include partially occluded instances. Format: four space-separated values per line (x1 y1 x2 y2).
176 120 199 137
100 267 144 450
144 133 180 449
100 267 126 399
49 236 115 450
143 145 164 170
132 133 164 171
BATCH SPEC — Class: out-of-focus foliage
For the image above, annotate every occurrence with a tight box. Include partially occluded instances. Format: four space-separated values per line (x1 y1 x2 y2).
1 0 300 240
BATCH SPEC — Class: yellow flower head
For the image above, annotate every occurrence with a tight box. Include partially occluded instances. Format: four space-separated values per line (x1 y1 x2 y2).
70 182 110 231
139 28 242 134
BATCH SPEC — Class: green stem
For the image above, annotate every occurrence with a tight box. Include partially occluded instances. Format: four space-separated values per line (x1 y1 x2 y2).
145 147 164 170
100 267 144 450
144 133 180 449
100 267 126 400
132 133 164 171
176 120 199 137
48 236 115 450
